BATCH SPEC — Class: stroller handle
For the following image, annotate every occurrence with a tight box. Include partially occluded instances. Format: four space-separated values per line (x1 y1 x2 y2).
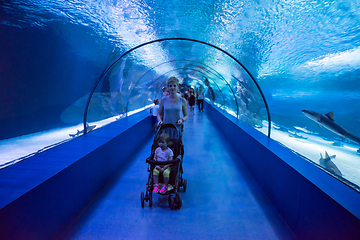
157 123 180 130
146 158 180 165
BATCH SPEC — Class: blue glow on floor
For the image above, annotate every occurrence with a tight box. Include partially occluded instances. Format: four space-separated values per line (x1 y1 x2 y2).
60 112 295 239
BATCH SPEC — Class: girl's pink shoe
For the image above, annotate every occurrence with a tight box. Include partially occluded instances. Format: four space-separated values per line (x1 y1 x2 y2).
153 184 159 193
159 185 168 194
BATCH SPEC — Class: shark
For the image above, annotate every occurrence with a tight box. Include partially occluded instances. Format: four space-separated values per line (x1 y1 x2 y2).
302 110 360 147
319 151 342 177
69 124 96 138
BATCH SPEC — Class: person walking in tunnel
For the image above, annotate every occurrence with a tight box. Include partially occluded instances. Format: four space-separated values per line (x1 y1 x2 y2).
162 86 169 97
150 99 159 131
183 86 190 102
157 76 188 138
197 86 205 112
188 87 196 115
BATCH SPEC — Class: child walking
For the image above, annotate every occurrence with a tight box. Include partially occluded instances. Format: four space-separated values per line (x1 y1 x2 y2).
150 99 159 131
153 133 173 194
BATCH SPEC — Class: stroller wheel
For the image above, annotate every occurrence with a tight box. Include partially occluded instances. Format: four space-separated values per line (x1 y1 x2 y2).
141 192 145 208
183 179 187 192
149 192 153 207
174 193 182 209
168 195 175 210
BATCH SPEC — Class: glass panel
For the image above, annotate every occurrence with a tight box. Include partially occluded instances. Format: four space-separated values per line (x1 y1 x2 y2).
233 68 269 133
86 56 129 130
0 25 104 168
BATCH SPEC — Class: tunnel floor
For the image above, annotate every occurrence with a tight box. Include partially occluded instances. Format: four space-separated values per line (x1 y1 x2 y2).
60 111 296 239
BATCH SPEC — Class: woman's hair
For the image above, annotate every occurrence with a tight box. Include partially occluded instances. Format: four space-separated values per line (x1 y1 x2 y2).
153 99 159 104
162 86 167 92
158 133 172 146
167 76 179 87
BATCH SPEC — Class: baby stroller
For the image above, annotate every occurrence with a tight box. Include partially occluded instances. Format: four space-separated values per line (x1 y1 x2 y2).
141 124 187 210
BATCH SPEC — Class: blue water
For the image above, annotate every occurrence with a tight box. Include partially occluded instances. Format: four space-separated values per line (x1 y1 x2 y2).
1 1 360 187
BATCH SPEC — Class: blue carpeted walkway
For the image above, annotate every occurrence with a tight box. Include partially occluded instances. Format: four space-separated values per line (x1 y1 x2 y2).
60 112 296 239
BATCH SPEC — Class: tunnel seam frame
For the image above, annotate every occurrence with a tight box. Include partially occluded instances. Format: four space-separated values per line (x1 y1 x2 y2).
84 37 271 137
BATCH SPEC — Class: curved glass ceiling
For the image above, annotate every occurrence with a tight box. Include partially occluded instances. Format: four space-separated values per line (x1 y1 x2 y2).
85 39 269 136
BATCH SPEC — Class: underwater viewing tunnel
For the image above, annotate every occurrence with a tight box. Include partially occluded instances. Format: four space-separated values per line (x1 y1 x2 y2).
1 0 360 239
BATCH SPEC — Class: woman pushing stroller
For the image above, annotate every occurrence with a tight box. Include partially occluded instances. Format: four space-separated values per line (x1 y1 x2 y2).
141 76 188 209
157 76 188 139
154 76 188 193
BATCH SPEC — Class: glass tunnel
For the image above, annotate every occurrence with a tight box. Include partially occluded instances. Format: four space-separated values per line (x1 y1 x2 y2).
1 0 360 197
84 38 270 138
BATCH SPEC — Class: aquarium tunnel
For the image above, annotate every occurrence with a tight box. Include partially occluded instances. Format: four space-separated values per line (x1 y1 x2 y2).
1 0 360 239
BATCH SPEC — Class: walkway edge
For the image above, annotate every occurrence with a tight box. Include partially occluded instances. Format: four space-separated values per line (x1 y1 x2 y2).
205 102 360 240
0 110 153 240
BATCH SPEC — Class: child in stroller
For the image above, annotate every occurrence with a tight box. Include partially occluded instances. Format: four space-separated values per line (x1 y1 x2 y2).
152 133 173 194
141 124 187 210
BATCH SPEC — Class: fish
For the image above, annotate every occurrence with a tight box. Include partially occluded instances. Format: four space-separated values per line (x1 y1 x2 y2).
69 124 96 138
294 126 315 134
319 151 342 177
301 110 360 146
288 131 308 140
